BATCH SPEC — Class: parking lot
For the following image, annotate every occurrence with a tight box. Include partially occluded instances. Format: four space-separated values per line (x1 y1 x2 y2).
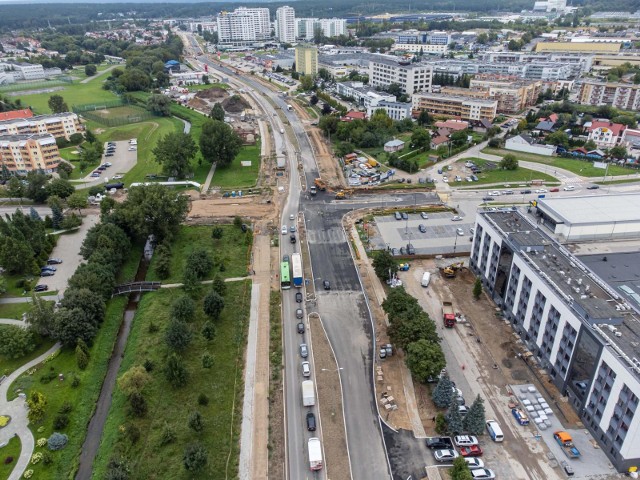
74 140 137 186
371 211 474 255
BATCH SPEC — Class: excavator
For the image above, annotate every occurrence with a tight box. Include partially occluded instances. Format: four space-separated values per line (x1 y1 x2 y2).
335 189 354 199
439 262 465 278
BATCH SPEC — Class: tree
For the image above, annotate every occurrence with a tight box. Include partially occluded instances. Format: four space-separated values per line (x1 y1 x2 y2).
67 192 88 213
147 94 172 116
447 398 464 435
68 262 116 300
388 311 438 350
411 128 432 151
183 443 208 471
119 67 151 91
476 33 489 44
80 222 130 264
372 250 397 282
129 392 147 417
451 457 473 480
450 130 468 147
299 74 314 91
153 132 197 178
114 184 189 243
118 365 151 397
462 395 486 435
188 411 204 432
0 325 36 359
211 275 226 296
60 288 106 326
7 176 24 200
164 353 189 387
203 290 224 321
473 278 482 300
171 295 196 323
48 94 68 113
185 247 212 279
75 343 89 369
210 103 225 121
25 294 56 336
52 307 98 346
584 139 597 150
84 64 97 76
546 130 569 147
610 145 627 159
405 339 446 384
417 110 431 126
47 432 68 451
199 119 242 168
49 198 64 229
500 154 518 171
25 171 49 203
27 390 47 423
309 94 319 106
202 321 216 341
165 319 192 351
432 375 454 408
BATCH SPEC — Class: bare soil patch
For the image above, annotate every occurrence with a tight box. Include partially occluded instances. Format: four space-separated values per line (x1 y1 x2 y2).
188 196 274 220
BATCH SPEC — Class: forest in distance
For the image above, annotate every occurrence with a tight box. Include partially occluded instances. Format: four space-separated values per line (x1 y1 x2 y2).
0 0 637 32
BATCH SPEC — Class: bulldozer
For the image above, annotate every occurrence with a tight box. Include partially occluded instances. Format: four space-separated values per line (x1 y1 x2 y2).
439 262 465 278
335 189 353 200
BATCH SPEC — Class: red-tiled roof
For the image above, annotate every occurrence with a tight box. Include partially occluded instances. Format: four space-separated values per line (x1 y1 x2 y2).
547 113 559 123
0 109 33 121
588 120 626 136
435 120 468 131
431 135 450 146
341 111 366 121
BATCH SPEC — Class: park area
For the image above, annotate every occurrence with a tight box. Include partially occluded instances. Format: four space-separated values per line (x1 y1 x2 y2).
455 158 558 186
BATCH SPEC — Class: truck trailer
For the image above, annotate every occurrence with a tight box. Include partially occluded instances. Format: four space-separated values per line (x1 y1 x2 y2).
302 380 315 406
308 437 323 470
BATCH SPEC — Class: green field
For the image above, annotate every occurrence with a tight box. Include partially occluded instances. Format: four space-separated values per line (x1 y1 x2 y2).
90 280 250 479
146 225 251 283
455 158 559 185
210 142 261 189
0 301 36 320
0 436 21 479
483 148 636 177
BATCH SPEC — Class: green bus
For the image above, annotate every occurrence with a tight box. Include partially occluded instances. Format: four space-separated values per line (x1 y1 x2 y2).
280 262 291 290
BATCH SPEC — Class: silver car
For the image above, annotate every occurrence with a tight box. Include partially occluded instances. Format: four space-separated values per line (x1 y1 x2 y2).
299 343 308 358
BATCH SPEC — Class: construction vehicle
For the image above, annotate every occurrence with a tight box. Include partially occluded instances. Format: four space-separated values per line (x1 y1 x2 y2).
554 431 581 459
442 302 456 328
335 189 353 199
398 263 410 271
511 408 530 426
314 178 327 191
439 262 465 278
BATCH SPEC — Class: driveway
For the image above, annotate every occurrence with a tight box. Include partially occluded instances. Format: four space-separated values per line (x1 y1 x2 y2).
71 140 137 188
40 214 99 294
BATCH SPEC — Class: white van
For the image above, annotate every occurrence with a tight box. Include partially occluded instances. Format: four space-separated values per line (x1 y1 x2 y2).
486 420 504 442
421 272 431 288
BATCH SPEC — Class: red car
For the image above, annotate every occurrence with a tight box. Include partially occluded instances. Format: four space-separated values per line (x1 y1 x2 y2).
460 445 483 457
550 187 560 192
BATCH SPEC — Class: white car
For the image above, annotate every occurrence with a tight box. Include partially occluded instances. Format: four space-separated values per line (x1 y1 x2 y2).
456 228 464 236
451 216 463 222
563 185 575 191
289 213 295 220
454 435 479 447
488 191 501 196
112 174 123 180
471 468 496 480
455 176 462 182
301 361 311 377
442 176 449 183
535 188 548 193
281 225 287 235
420 212 429 219
434 449 459 462
465 458 484 469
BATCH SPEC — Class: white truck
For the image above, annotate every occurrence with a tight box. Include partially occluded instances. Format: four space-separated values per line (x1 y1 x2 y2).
308 437 323 471
286 104 293 111
302 380 315 406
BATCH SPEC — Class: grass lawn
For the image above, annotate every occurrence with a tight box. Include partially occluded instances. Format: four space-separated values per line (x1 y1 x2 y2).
146 225 251 283
455 158 559 185
0 302 36 320
0 435 21 479
187 83 229 91
7 295 128 479
0 336 56 376
596 178 640 185
483 148 636 177
210 142 261 189
0 272 59 299
13 75 119 114
90 280 251 480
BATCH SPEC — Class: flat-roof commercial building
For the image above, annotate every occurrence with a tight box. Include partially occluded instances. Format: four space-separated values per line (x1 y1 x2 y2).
534 194 640 242
0 134 60 174
470 208 640 473
412 92 497 121
535 41 622 54
368 58 433 95
0 112 81 140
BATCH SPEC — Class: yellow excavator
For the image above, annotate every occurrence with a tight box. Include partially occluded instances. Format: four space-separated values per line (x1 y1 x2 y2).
440 262 465 278
335 189 353 199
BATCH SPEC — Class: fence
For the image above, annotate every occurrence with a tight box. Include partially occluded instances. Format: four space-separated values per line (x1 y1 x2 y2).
73 99 156 127
0 76 73 93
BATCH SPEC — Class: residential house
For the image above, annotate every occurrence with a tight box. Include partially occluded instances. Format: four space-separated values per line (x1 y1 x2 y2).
585 120 626 148
340 111 366 122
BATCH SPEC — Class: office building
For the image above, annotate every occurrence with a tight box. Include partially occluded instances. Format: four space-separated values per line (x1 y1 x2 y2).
369 58 433 95
0 112 81 140
216 7 271 42
275 6 296 44
412 92 497 121
366 100 412 120
535 42 621 54
295 44 318 76
0 134 60 174
295 18 347 40
579 81 640 111
470 207 640 473
0 62 46 82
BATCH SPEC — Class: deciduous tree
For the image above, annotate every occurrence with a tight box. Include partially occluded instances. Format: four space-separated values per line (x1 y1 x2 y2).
67 192 88 213
171 295 196 323
183 443 208 471
118 365 152 397
147 94 172 116
499 154 518 171
405 339 446 383
202 290 224 321
199 119 242 168
411 128 432 151
48 94 68 113
0 325 37 359
153 132 197 178
372 250 397 282
52 307 97 346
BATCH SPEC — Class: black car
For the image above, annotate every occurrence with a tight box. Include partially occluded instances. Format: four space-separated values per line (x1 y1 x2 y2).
297 322 305 334
323 280 331 290
426 437 454 449
586 185 600 190
482 197 494 202
520 189 532 194
40 270 54 277
295 292 303 303
47 258 63 265
34 284 48 292
41 266 56 272
290 234 296 244
418 224 426 233
306 412 316 431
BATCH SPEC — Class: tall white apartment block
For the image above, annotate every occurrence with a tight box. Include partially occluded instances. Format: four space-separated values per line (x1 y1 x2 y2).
216 7 271 42
295 18 347 40
276 6 296 43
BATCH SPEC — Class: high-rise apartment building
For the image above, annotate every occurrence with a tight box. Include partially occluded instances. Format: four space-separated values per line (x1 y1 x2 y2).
295 18 347 40
0 112 81 140
0 134 60 174
295 44 318 75
579 81 640 111
368 57 433 95
216 7 271 42
275 6 296 43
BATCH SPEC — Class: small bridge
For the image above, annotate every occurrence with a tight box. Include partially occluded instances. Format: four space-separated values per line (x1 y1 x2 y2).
112 281 161 296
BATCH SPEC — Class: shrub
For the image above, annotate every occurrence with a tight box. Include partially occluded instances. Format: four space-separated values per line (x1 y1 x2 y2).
58 401 73 414
76 345 89 370
39 371 57 384
53 414 69 430
42 452 53 465
36 438 47 447
164 353 188 388
165 319 192 351
47 432 68 451
435 413 447 435
105 456 130 480
203 290 224 321
198 393 209 406
171 295 196 323
23 469 34 478
143 359 154 372
188 411 204 432
71 375 80 388
30 452 43 464
159 422 176 446
202 352 214 369
211 226 223 239
129 393 147 417
183 443 208 471
201 321 216 341
4 456 13 465
126 423 140 443
148 321 159 333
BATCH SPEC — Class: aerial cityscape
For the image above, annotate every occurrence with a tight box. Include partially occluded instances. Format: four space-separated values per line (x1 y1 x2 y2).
0 0 639 479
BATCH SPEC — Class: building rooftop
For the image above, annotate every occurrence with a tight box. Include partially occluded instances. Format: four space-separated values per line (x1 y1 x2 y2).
538 194 640 226
482 209 640 377
0 133 56 144
415 92 498 106
0 109 33 121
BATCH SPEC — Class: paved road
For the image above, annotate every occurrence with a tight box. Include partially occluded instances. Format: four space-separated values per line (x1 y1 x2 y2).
80 65 118 84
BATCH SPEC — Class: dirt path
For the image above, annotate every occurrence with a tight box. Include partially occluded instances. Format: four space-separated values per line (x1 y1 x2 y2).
188 197 274 220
